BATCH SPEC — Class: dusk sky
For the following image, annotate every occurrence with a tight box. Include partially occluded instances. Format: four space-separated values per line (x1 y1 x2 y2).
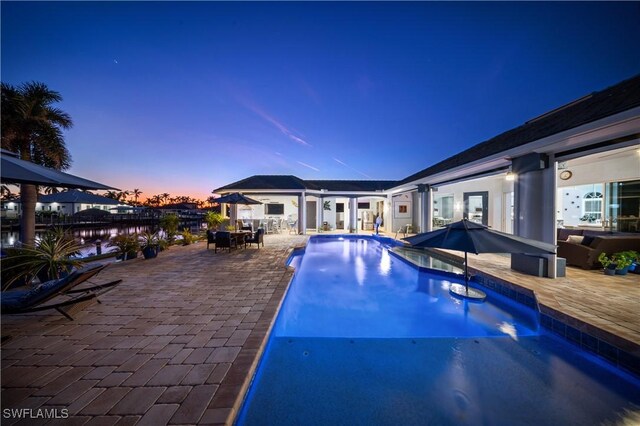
2 2 639 202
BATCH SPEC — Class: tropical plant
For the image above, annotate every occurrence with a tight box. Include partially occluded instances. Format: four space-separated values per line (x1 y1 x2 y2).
204 211 224 230
108 234 140 260
139 231 161 259
159 213 179 243
180 228 196 245
132 188 143 206
1 82 73 246
139 231 159 250
612 252 633 270
597 252 617 270
0 227 83 289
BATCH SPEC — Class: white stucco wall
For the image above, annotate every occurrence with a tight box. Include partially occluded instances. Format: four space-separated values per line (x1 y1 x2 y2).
557 153 639 187
237 195 300 221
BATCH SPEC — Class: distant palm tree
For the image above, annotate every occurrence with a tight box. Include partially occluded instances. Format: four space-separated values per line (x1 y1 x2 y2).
103 190 119 200
161 193 170 206
132 188 142 206
42 186 62 195
1 82 73 245
1 184 18 201
118 190 130 203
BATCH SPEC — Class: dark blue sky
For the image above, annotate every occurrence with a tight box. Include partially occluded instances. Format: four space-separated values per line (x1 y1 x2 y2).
3 2 639 200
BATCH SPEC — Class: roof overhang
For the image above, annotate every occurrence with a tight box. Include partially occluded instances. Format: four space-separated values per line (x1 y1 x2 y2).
390 106 640 193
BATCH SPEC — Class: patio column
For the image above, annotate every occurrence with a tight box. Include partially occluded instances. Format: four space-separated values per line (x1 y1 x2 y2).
349 197 358 233
417 184 433 233
298 193 306 235
513 153 558 278
384 195 393 235
316 196 324 231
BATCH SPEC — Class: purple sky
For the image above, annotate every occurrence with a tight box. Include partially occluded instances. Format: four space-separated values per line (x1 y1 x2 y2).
2 2 639 201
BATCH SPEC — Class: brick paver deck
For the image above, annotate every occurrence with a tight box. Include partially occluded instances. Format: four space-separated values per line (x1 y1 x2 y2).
2 232 638 425
2 234 307 425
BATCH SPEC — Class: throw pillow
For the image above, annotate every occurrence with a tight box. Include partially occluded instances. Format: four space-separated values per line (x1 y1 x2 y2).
581 235 595 246
567 235 584 244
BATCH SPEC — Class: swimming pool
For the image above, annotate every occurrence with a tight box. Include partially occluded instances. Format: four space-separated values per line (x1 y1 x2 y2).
237 236 640 425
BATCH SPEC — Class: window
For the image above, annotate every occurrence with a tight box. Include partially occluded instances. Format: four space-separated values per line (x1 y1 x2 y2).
336 203 344 213
398 205 408 213
582 191 603 222
357 202 370 209
265 203 285 215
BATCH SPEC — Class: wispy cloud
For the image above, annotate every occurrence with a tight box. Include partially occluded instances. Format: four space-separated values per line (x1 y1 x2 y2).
297 161 320 172
232 90 311 147
333 157 372 179
298 78 321 105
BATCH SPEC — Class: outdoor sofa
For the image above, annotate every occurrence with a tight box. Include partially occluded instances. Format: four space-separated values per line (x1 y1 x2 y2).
556 229 640 269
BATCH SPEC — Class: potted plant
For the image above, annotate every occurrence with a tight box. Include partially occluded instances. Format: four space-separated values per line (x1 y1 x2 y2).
180 228 196 246
139 231 160 259
109 234 140 261
612 252 633 275
159 213 180 244
204 211 224 231
621 250 639 274
1 227 83 288
597 252 617 276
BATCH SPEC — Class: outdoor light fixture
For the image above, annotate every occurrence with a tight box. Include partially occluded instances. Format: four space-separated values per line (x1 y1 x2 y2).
505 169 516 181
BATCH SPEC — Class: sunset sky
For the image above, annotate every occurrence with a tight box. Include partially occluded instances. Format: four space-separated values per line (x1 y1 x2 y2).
2 2 639 202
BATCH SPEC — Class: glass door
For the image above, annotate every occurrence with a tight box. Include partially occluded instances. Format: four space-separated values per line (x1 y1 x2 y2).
605 180 640 233
463 191 489 226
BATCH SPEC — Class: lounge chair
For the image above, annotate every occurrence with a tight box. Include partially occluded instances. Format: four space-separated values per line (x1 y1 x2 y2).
245 228 264 248
206 230 216 250
214 231 238 253
1 264 122 320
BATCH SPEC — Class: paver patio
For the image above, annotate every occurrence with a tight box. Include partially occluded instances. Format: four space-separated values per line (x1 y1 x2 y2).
2 232 638 425
2 234 307 425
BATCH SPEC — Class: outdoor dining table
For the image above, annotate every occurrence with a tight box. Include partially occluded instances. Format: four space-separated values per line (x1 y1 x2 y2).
230 231 252 247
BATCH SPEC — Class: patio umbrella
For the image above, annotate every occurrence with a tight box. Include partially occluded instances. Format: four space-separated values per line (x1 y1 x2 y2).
403 219 556 299
1 151 117 190
213 192 262 230
1 150 118 245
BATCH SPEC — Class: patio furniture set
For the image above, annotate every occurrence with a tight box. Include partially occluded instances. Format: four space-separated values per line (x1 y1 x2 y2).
206 228 265 253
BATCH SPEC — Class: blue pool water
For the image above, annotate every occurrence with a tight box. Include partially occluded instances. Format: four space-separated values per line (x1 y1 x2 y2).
237 236 640 425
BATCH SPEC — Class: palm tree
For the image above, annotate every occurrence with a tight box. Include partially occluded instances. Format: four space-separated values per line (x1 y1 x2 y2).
1 82 73 246
161 193 170 206
103 190 120 201
132 188 142 206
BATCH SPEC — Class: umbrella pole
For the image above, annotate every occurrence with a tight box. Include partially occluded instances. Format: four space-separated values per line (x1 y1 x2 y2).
464 251 469 294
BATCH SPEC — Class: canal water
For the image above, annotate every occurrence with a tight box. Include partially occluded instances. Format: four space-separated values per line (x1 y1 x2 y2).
1 222 204 257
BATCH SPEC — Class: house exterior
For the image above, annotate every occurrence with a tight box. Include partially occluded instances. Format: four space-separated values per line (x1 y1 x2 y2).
1 190 127 219
214 75 640 277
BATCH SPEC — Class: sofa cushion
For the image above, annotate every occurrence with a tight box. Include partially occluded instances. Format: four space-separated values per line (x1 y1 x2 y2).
581 235 595 246
567 235 584 244
557 229 583 241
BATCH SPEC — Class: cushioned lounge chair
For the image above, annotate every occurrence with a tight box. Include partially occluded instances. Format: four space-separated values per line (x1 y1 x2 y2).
245 228 264 248
1 264 122 320
214 231 238 253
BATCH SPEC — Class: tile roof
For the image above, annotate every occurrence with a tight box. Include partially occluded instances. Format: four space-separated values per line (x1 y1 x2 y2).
213 175 398 193
397 74 640 186
213 175 308 192
304 180 398 191
38 190 119 204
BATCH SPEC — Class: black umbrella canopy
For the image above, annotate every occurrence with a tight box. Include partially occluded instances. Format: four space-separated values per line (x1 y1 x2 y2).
1 152 118 190
214 192 262 205
403 219 556 299
403 219 556 255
